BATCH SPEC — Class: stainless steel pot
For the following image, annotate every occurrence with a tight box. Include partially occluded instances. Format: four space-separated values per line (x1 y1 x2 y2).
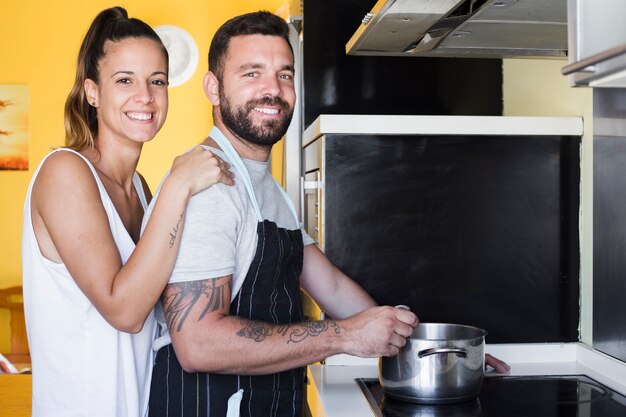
379 323 487 404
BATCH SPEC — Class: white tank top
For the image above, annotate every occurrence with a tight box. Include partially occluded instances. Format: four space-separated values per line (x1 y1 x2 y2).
22 148 156 417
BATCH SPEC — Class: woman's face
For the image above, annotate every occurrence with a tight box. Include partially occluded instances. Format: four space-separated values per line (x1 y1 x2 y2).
85 37 169 146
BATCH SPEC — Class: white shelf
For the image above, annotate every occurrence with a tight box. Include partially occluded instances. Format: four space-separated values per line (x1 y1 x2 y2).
303 115 584 146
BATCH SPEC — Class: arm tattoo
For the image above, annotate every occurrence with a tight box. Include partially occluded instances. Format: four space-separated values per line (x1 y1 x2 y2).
162 279 231 332
236 321 273 342
168 213 184 248
280 321 341 344
236 319 341 344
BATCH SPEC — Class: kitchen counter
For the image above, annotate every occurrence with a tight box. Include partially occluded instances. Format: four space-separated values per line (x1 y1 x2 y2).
307 343 626 417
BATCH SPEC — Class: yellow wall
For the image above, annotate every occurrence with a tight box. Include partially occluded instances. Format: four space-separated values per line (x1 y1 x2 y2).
0 0 287 354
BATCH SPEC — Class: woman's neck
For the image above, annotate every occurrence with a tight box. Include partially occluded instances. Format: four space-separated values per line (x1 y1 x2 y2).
82 140 142 192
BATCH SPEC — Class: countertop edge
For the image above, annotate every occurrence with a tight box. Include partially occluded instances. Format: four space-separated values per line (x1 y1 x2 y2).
302 115 584 146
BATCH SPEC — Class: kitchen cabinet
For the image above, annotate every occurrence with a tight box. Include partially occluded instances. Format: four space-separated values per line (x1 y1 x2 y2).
563 0 626 87
592 88 626 363
302 115 583 343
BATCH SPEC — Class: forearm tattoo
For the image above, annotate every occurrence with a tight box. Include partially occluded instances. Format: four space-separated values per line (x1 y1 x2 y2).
163 279 231 332
236 321 273 342
168 213 184 248
281 321 341 343
236 319 341 344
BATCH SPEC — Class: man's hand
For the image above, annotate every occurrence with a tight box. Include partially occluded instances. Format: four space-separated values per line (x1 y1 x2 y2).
339 305 419 358
486 353 510 373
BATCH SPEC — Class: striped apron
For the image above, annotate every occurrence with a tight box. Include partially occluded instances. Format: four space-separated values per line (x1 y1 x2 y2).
149 127 305 417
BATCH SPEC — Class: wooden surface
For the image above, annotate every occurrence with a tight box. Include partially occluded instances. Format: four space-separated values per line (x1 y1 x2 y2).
0 286 30 363
0 374 32 417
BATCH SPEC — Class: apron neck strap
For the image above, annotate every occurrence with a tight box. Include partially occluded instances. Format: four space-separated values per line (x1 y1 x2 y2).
208 126 299 226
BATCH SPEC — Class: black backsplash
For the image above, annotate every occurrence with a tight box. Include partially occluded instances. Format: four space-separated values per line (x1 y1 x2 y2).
322 134 580 343
302 0 503 128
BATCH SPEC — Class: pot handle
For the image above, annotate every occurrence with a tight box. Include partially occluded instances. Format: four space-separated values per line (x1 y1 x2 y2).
417 348 468 358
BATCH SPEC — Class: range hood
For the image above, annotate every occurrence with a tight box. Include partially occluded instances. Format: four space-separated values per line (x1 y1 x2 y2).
346 0 568 58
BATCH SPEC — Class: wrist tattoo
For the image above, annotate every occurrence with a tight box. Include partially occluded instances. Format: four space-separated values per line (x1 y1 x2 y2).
169 213 184 248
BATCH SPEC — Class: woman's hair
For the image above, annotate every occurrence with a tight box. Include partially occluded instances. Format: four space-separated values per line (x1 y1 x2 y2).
64 6 168 150
208 11 292 82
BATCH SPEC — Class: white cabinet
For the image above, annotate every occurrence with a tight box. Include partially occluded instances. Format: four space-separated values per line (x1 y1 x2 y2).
563 0 626 87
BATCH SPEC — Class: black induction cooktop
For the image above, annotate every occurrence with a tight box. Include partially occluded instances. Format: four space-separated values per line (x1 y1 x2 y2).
356 375 626 417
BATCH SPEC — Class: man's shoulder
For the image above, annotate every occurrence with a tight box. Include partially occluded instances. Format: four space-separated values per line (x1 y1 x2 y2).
142 170 248 230
182 171 255 229
190 171 248 204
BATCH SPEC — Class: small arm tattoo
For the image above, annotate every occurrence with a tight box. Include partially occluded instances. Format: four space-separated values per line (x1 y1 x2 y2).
236 319 341 344
163 279 231 332
168 213 184 248
280 321 341 343
236 321 273 342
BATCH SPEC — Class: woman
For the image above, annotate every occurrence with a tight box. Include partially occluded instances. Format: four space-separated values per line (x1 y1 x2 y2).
21 7 232 417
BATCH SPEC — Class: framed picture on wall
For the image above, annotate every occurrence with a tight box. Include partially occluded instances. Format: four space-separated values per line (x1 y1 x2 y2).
0 84 29 171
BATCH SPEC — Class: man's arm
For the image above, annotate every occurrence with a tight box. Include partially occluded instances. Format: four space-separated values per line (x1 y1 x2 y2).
299 244 378 319
163 276 417 375
300 244 511 373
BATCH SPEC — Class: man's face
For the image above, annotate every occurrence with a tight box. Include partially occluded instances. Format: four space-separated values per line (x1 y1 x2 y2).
217 34 296 147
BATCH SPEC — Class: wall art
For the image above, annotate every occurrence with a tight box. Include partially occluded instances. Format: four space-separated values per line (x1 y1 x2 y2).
0 84 29 170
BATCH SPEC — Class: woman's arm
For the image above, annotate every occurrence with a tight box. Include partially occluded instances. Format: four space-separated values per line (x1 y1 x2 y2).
31 148 232 333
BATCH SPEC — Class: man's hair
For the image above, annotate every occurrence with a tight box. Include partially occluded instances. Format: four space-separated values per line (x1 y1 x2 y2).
208 11 292 81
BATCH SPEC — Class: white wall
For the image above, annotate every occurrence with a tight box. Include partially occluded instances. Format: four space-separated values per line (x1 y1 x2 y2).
503 59 593 344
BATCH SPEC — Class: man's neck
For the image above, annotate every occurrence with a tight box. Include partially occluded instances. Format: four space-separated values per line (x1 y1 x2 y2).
206 122 272 162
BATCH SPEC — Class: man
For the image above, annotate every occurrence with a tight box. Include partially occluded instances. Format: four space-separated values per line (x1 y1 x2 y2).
146 11 506 417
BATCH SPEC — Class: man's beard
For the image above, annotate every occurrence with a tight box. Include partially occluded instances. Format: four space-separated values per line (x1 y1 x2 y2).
219 90 294 148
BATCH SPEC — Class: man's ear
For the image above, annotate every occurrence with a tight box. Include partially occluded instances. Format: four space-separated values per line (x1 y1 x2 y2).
84 78 99 107
203 71 220 106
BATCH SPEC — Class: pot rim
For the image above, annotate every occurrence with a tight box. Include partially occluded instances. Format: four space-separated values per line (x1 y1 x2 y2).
408 322 488 342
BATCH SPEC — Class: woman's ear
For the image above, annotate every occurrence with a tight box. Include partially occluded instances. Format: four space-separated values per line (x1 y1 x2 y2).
203 71 220 106
84 78 99 107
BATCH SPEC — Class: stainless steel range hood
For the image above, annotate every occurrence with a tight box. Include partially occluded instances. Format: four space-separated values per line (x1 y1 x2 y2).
346 0 568 58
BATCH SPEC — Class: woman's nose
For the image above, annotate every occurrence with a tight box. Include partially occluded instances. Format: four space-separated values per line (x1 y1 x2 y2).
134 84 154 104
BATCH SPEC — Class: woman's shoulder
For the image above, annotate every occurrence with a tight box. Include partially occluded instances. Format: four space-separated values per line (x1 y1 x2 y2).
39 148 90 169
33 149 98 193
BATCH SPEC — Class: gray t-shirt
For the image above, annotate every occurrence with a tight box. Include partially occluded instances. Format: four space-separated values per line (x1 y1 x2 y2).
143 147 314 351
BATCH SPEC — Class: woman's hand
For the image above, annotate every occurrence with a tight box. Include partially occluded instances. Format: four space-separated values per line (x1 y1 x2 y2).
170 146 234 197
